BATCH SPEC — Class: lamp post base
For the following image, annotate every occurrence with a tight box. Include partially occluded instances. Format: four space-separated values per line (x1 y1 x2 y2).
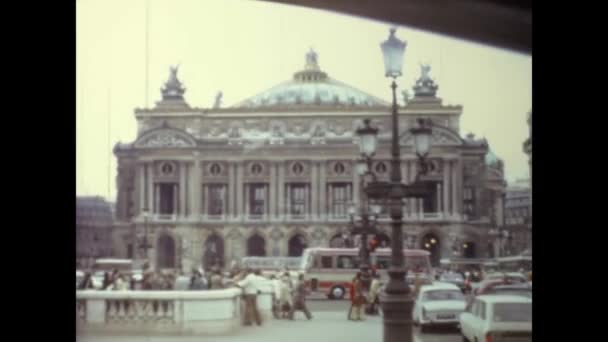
381 267 414 342
380 292 415 342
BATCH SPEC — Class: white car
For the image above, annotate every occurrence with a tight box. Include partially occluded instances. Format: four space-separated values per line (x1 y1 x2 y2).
460 295 532 342
413 282 467 333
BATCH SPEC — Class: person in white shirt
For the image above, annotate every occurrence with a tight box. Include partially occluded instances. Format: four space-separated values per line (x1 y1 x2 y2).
237 268 262 326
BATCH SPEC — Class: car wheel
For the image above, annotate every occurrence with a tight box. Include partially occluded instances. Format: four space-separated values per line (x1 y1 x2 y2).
462 334 469 342
420 325 429 333
330 286 345 300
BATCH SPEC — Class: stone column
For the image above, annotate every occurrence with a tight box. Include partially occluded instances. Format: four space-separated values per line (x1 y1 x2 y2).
318 161 327 220
236 162 244 219
409 161 417 218
267 162 275 218
189 160 201 218
352 161 360 206
154 184 160 214
455 159 463 217
147 163 154 212
277 162 285 218
228 162 235 218
451 160 458 217
401 161 409 219
180 162 187 217
138 162 145 213
437 183 442 214
173 184 178 216
443 159 450 218
311 162 318 219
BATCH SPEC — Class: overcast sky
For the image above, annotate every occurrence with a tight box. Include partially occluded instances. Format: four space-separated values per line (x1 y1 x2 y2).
77 0 532 201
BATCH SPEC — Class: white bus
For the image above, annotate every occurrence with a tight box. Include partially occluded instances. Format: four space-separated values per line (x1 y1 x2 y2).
300 247 433 300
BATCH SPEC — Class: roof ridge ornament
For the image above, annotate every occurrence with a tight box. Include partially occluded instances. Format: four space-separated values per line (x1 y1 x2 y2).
305 47 320 71
161 64 186 101
413 63 438 97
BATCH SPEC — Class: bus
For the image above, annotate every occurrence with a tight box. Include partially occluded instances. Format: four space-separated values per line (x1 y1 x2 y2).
299 247 433 300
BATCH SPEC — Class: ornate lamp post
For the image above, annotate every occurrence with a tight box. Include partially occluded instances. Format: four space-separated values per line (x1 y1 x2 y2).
355 28 434 342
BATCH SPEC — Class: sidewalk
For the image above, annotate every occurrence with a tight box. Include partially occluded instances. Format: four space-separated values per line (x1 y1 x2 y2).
77 311 421 342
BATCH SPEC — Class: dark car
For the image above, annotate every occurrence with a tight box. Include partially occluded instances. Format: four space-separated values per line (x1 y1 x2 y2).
439 272 466 292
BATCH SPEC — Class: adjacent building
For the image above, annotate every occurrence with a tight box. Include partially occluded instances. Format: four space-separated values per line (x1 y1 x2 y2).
503 178 531 256
112 49 507 271
76 196 115 268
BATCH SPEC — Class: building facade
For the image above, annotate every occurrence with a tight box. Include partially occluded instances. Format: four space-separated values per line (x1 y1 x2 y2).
503 179 531 256
76 196 115 268
112 50 506 271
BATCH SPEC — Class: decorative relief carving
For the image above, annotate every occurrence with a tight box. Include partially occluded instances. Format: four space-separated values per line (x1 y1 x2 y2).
326 161 352 177
245 161 270 177
269 227 284 241
138 132 193 148
203 161 229 177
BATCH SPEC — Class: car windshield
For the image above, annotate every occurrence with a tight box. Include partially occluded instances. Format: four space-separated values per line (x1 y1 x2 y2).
493 303 532 322
422 290 464 301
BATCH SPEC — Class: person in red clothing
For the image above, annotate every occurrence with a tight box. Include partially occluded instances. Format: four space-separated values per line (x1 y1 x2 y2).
345 272 367 321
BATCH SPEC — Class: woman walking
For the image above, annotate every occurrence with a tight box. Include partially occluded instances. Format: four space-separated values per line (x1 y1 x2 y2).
348 272 367 321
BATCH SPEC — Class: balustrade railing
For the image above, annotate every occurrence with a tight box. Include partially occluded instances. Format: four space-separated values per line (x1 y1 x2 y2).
76 281 275 336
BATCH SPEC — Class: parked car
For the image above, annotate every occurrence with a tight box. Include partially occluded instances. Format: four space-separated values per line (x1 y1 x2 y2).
460 295 532 342
483 272 528 284
413 282 467 333
483 283 532 299
467 277 531 310
439 272 466 292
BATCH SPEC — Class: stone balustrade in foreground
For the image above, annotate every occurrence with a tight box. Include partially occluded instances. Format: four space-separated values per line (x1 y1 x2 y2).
76 280 274 336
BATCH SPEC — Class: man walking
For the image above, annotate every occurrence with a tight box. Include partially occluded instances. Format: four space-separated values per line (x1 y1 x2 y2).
288 273 312 320
237 268 262 326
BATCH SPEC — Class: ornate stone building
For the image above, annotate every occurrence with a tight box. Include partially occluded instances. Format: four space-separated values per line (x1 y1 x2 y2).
112 50 506 271
504 179 532 256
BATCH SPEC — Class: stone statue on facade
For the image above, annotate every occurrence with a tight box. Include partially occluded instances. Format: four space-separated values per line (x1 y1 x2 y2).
401 90 410 105
213 91 223 109
306 48 318 66
420 64 431 80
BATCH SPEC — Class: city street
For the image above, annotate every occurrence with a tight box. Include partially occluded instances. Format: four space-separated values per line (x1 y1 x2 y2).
77 299 461 342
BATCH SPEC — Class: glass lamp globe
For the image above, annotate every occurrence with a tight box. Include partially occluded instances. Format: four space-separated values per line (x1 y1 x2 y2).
356 119 378 157
380 27 407 78
411 118 432 157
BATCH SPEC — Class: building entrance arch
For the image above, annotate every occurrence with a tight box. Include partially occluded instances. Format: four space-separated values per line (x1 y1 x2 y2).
157 234 176 269
421 233 441 266
247 234 266 256
203 234 225 270
463 241 477 258
288 234 307 257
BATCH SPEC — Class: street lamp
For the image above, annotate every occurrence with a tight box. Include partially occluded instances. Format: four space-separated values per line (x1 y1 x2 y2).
354 27 434 342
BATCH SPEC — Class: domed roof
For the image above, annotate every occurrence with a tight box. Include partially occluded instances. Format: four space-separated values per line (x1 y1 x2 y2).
233 49 389 109
485 150 500 166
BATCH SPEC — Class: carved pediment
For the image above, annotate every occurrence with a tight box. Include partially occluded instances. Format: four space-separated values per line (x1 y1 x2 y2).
135 128 196 148
400 127 462 147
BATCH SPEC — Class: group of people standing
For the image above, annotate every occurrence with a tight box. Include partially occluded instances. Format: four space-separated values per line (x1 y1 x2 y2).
270 270 313 321
348 271 383 321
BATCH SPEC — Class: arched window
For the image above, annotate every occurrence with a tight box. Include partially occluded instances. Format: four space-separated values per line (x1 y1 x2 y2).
292 162 304 175
210 163 221 175
247 234 266 256
375 162 387 174
334 162 345 175
161 163 174 175
251 163 263 175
